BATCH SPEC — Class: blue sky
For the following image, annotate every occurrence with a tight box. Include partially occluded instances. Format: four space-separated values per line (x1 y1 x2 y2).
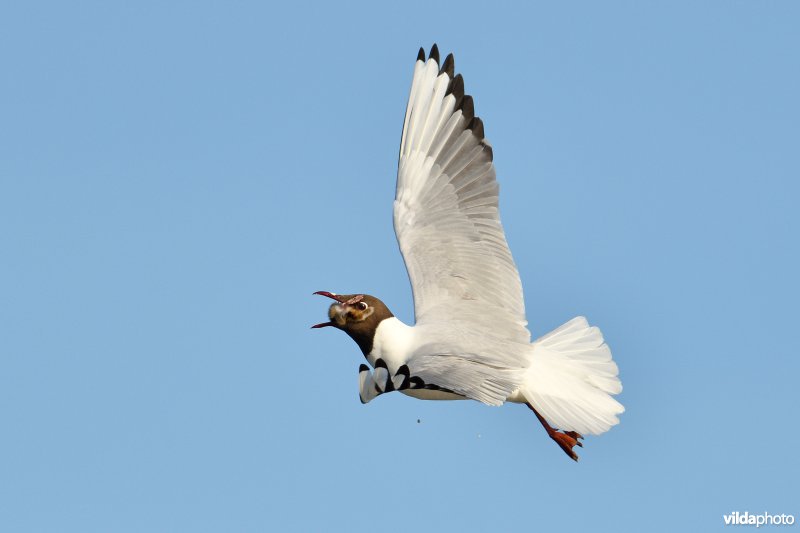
1 1 798 531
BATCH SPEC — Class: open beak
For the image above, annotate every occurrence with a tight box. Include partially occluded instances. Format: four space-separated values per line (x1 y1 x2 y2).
311 291 344 329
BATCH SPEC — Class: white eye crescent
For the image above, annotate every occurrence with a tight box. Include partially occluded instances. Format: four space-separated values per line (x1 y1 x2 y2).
356 302 368 311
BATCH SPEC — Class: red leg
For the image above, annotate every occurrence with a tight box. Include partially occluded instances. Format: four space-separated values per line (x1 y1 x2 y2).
526 402 583 461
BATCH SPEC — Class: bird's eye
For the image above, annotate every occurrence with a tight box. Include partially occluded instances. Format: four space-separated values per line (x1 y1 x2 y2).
356 302 368 311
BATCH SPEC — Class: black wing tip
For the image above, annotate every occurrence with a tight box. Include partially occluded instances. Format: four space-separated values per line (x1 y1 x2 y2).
482 141 494 161
412 45 491 157
447 72 478 134
449 73 464 94
469 116 485 140
447 73 465 109
461 95 475 122
439 53 455 78
430 43 440 65
409 376 425 389
359 364 369 373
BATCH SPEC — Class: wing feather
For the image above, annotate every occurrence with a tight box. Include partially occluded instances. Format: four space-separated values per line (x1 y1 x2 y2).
394 46 531 404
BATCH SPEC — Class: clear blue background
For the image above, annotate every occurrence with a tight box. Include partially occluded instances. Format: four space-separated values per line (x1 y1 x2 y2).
2 2 798 531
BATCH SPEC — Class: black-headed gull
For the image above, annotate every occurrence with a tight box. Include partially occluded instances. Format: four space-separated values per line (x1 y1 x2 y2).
313 45 623 461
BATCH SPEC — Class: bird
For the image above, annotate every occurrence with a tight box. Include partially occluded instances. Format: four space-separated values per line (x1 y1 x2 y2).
312 44 623 461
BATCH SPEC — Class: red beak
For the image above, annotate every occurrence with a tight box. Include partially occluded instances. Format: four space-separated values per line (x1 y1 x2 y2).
313 291 347 303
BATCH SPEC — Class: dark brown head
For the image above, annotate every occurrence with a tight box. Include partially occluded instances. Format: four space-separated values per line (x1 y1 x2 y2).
311 291 394 355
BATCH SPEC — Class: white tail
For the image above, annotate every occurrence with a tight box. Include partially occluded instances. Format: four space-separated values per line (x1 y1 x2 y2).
521 317 624 435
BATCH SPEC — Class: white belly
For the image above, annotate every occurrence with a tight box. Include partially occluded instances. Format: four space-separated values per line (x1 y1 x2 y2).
369 317 415 370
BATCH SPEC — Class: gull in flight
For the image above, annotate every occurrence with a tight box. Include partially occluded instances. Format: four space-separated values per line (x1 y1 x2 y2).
313 44 623 461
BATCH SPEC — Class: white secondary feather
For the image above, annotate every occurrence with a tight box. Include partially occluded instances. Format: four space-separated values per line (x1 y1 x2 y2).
392 47 623 431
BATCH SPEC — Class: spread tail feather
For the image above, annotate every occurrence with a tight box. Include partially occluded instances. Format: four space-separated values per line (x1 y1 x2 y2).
521 317 624 435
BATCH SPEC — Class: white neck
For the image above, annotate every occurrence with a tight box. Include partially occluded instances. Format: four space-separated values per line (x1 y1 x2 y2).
369 317 415 369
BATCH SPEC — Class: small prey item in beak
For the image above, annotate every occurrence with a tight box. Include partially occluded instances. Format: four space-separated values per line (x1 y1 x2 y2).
310 291 366 328
310 291 354 328
311 291 340 328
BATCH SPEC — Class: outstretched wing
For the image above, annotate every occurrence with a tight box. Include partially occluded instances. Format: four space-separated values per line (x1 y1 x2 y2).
395 45 529 344
394 45 532 405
